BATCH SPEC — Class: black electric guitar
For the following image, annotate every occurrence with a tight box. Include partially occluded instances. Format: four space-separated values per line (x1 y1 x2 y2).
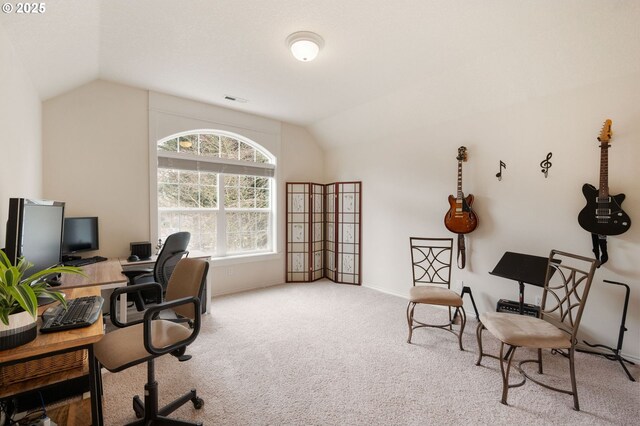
578 119 631 235
444 146 478 234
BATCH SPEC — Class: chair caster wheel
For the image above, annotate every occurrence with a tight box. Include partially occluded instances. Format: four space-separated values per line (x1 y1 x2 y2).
192 397 204 409
133 395 144 418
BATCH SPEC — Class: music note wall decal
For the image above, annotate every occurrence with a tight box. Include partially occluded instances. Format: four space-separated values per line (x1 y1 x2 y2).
496 160 506 181
540 152 552 178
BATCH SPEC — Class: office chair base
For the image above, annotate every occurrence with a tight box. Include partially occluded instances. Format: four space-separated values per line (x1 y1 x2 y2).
128 385 204 425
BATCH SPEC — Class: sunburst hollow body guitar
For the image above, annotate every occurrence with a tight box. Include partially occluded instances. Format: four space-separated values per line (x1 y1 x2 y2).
444 146 478 234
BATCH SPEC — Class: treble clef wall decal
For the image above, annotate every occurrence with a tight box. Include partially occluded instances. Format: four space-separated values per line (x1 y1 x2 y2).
540 152 552 178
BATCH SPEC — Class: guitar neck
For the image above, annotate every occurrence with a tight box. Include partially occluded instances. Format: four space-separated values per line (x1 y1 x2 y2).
457 160 463 199
599 143 609 198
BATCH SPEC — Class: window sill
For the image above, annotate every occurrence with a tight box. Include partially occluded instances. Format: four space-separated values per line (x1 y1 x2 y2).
207 251 282 267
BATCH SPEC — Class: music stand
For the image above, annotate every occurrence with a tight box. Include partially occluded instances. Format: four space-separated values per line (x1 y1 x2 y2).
489 251 559 315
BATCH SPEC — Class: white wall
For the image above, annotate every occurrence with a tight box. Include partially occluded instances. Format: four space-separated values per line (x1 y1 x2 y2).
205 123 324 295
324 73 640 360
0 26 42 243
42 80 149 257
42 80 325 296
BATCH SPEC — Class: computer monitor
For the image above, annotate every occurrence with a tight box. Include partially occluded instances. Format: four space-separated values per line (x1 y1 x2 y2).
62 217 99 255
5 198 65 277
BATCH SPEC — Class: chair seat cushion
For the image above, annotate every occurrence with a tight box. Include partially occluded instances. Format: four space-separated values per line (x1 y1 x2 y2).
94 320 192 372
409 286 463 307
480 312 571 349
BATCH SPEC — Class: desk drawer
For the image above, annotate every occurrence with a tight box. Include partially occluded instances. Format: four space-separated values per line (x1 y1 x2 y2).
0 349 87 386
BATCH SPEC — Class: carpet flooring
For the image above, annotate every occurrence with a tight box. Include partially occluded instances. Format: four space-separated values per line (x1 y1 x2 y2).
101 281 640 425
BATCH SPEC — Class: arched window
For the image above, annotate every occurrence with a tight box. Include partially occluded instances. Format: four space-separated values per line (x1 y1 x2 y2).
156 130 275 256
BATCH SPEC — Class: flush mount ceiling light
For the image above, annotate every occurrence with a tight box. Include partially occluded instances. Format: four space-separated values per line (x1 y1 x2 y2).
286 31 324 62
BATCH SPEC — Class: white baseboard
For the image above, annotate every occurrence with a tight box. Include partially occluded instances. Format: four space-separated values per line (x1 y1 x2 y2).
362 283 408 300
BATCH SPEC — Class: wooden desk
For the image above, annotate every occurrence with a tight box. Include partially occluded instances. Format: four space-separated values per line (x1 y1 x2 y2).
0 287 104 425
60 259 126 289
118 250 210 267
60 259 129 323
119 251 213 314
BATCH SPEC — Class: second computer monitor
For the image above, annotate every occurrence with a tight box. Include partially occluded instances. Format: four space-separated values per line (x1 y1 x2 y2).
62 217 99 255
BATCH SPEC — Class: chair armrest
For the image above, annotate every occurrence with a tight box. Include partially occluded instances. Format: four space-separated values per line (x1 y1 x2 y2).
142 296 201 356
122 268 154 282
110 282 163 328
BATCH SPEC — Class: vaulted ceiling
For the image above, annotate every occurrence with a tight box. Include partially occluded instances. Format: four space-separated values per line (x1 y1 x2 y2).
1 0 639 148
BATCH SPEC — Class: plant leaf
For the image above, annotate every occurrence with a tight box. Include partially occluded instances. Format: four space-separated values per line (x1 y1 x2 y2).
0 307 10 326
6 284 38 318
41 289 68 308
22 265 85 285
0 250 10 268
17 257 31 275
1 250 83 320
4 267 16 287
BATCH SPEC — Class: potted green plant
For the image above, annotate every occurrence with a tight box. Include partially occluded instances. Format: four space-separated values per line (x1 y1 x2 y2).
0 249 84 350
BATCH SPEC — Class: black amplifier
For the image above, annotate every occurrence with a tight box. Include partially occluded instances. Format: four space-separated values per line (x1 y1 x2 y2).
496 299 540 318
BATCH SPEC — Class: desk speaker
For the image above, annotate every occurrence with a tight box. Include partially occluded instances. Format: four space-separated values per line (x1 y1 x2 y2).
130 241 152 260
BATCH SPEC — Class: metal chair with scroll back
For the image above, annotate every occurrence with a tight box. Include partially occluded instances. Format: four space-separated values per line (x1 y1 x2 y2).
476 250 597 410
406 237 466 350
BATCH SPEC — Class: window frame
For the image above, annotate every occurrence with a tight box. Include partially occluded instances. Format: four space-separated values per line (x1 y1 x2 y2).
154 129 277 258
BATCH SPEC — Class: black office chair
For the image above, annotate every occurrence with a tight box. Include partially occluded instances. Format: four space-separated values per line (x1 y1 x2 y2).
95 258 209 425
123 232 191 311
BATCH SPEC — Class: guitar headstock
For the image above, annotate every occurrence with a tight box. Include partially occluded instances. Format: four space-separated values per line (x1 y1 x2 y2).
598 119 612 144
456 146 468 162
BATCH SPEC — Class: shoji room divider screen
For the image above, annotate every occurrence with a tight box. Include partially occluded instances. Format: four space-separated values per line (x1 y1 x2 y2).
286 181 361 284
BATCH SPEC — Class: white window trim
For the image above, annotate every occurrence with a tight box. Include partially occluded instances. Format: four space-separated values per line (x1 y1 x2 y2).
148 91 282 261
154 131 277 258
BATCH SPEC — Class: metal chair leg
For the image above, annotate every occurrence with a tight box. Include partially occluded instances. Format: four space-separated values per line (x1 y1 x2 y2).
475 321 485 365
569 347 580 411
499 342 518 406
407 301 465 348
537 348 543 374
457 306 466 351
406 302 415 343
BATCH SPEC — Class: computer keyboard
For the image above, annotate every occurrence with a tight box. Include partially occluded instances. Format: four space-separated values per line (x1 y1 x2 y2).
63 256 108 267
40 295 104 333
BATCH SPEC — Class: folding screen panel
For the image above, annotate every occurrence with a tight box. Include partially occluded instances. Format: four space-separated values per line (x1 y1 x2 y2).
311 183 325 280
286 183 310 282
334 182 362 284
324 183 336 282
286 181 361 285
